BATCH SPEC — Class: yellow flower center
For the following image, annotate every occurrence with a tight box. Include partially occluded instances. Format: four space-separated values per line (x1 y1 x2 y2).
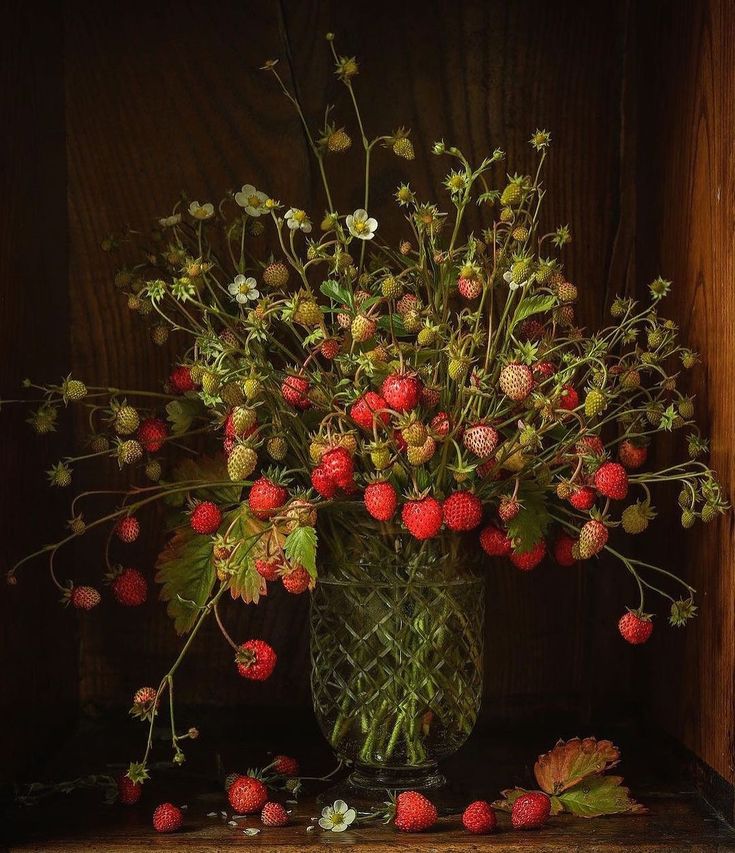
293 210 306 222
247 194 262 209
353 221 367 233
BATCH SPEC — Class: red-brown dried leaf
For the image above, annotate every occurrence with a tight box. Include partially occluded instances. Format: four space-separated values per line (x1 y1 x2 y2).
534 737 621 795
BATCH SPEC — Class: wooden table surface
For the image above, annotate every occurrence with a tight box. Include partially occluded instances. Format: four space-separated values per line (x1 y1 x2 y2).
5 710 735 852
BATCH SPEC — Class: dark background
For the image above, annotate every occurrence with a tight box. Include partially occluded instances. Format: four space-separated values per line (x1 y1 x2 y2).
1 0 733 815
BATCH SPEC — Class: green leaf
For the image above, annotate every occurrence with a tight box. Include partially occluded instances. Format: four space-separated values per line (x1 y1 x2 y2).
378 313 406 336
226 508 269 604
506 481 550 552
165 455 242 507
557 775 647 818
320 278 350 305
166 396 204 435
283 526 318 578
155 527 216 634
510 294 557 332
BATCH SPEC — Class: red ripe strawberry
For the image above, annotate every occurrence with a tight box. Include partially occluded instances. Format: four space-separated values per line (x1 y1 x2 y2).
115 515 140 543
569 486 596 511
273 755 299 776
463 423 499 458
533 361 556 381
224 410 257 441
479 524 512 557
499 362 534 401
511 791 551 830
350 391 390 431
594 462 629 500
228 775 269 814
618 440 648 470
311 465 337 498
462 800 497 834
519 319 545 341
381 373 423 413
320 338 341 360
281 564 311 594
364 481 398 522
116 774 142 805
111 568 147 606
429 411 451 438
393 429 407 452
578 519 608 558
152 802 183 833
281 374 311 410
458 276 482 299
477 458 501 480
576 435 604 457
190 501 222 535
261 801 289 827
321 447 354 489
559 384 579 411
421 385 441 408
553 532 577 566
498 496 520 522
401 497 443 540
236 639 277 680
169 365 195 394
394 790 438 833
249 477 288 519
137 417 168 452
69 585 101 610
618 610 654 644
443 492 483 531
510 539 546 571
255 558 281 582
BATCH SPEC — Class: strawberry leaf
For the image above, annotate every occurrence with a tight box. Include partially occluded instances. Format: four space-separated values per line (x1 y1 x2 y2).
165 455 241 507
155 526 216 634
166 396 204 436
492 788 564 815
320 278 351 305
226 508 269 604
510 294 557 332
557 775 647 818
283 526 318 578
506 481 550 552
535 737 621 795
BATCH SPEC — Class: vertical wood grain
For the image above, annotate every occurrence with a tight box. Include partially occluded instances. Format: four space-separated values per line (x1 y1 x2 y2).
636 0 735 791
0 1 78 785
59 0 632 716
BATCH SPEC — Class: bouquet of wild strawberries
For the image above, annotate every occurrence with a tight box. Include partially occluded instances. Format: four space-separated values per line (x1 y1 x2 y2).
7 35 727 787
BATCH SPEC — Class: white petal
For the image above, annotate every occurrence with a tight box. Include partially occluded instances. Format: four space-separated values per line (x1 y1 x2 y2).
247 290 260 300
343 809 356 824
236 293 248 304
318 817 333 829
353 208 368 220
285 208 295 218
366 218 378 230
332 823 348 832
321 807 332 818
301 223 312 233
241 184 256 195
345 216 354 229
245 277 256 286
333 800 348 813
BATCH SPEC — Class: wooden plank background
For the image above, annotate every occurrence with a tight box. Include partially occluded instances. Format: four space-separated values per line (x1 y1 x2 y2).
2 0 733 802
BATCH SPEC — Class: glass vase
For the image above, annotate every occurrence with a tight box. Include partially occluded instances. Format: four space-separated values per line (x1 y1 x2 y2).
310 556 484 808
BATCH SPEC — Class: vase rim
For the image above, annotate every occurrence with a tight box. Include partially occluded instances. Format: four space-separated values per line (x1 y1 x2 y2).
314 573 485 588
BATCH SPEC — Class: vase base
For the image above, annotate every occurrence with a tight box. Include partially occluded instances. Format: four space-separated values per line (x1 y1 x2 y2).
316 763 469 816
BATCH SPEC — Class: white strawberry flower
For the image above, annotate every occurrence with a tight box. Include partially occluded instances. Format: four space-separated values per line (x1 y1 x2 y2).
158 213 181 227
346 208 378 240
228 274 260 304
318 800 356 832
285 208 312 233
188 201 214 220
235 184 268 217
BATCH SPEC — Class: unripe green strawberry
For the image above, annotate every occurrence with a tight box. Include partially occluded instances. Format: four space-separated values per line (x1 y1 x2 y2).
401 421 428 448
680 349 699 369
499 206 514 222
90 434 110 453
201 370 221 396
114 405 140 436
309 436 328 463
267 436 287 461
500 179 524 207
189 364 205 385
534 260 555 284
369 442 391 470
62 378 87 402
117 439 143 466
646 403 663 426
262 261 290 288
152 324 169 346
647 328 663 348
402 308 422 333
511 225 529 241
381 276 403 299
621 500 655 534
228 444 257 480
610 297 626 317
294 298 322 326
48 462 72 487
584 389 607 418
417 325 437 346
554 305 575 327
701 502 718 523
448 356 470 381
510 257 532 283
145 459 162 482
232 406 257 436
407 436 436 465
678 396 694 419
681 509 696 528
620 368 641 389
393 136 415 160
327 128 352 152
678 488 693 509
243 377 262 400
351 314 376 342
221 382 245 407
